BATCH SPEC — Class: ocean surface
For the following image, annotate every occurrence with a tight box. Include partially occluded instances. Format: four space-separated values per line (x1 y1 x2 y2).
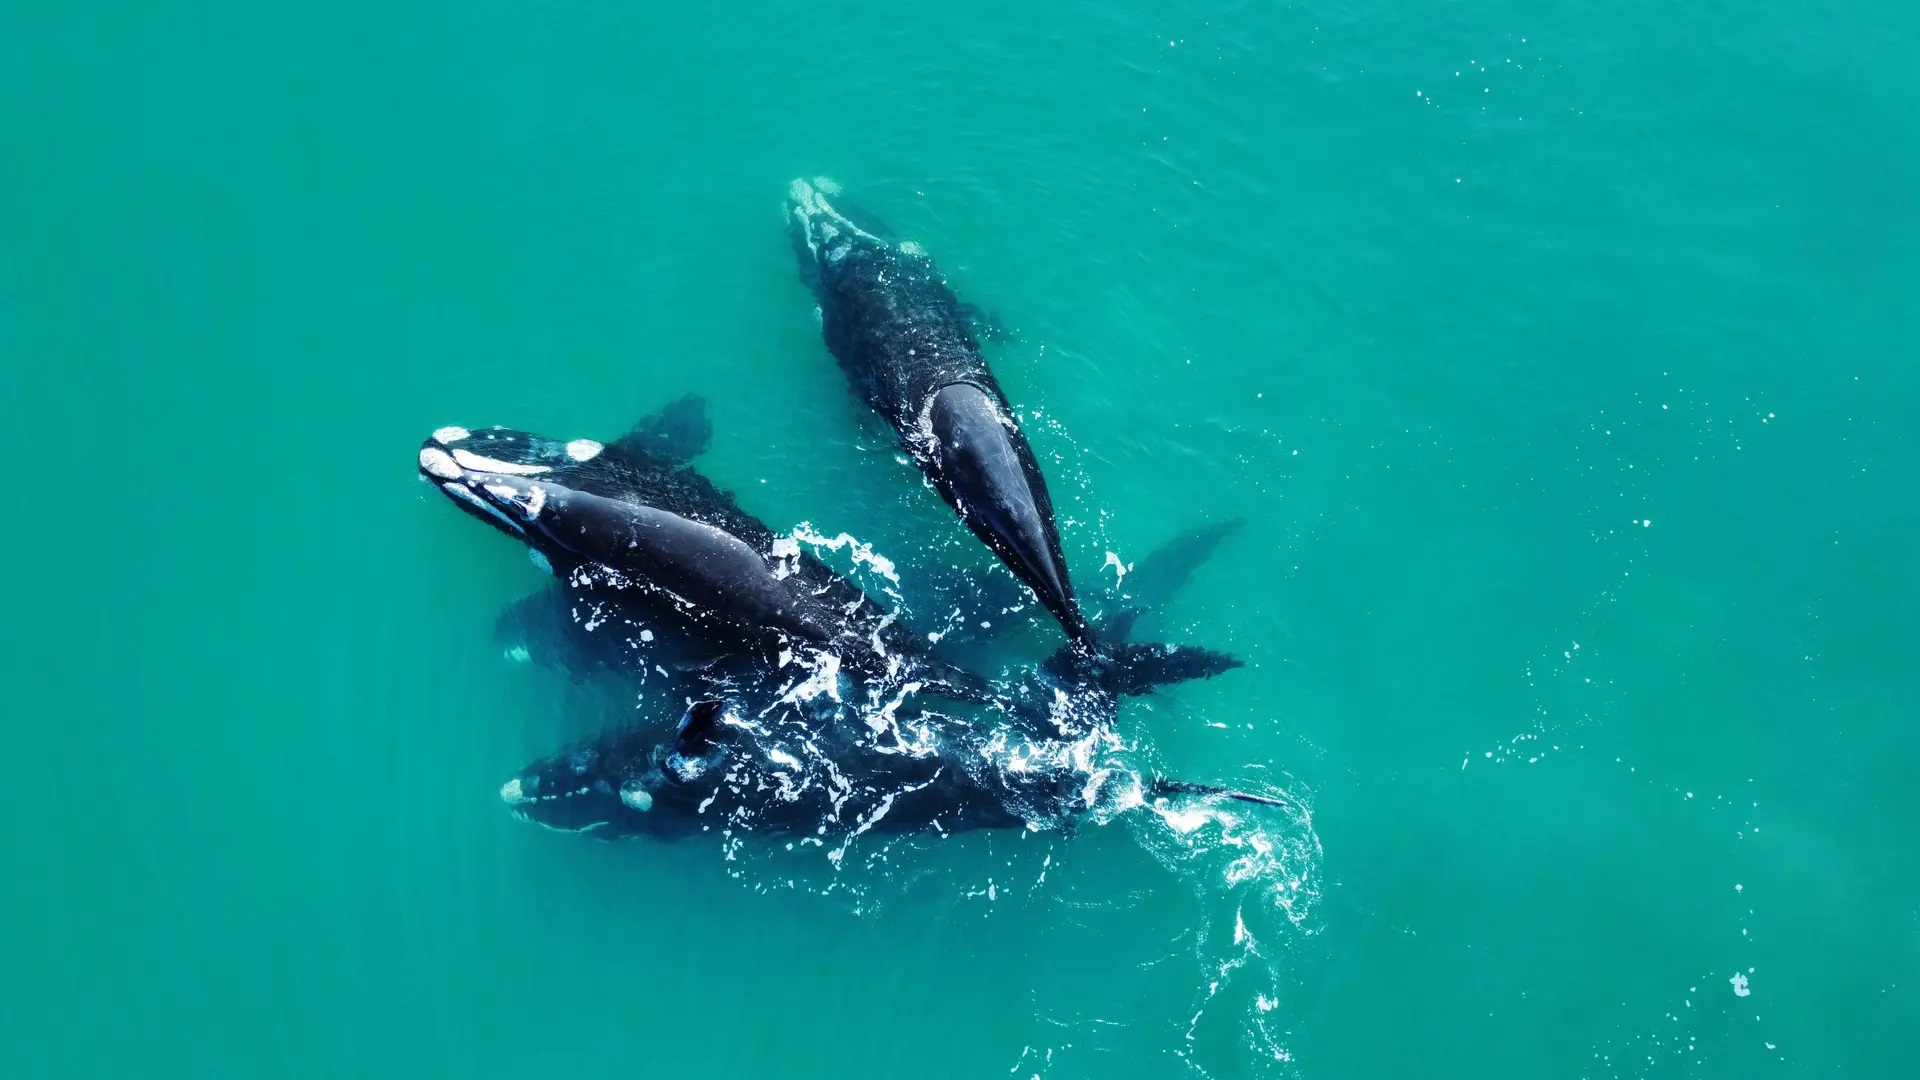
4 2 1915 1077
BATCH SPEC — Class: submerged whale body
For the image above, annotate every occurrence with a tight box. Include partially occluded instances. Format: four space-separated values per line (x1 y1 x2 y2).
418 397 992 703
501 684 1283 844
500 521 1262 845
501 697 1037 840
787 178 1089 645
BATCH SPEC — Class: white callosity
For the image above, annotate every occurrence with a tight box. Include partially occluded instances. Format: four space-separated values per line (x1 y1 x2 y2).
451 448 550 477
440 483 523 533
418 446 462 480
482 482 545 520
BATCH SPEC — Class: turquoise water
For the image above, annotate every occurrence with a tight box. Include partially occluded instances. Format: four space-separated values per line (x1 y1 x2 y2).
5 2 1916 1076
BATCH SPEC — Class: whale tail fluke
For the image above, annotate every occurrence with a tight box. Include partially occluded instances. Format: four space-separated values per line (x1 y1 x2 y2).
1042 515 1247 697
1039 635 1242 700
1104 640 1243 696
1148 777 1290 810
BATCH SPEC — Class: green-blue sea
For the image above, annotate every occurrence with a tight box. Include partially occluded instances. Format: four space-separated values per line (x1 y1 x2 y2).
5 2 1915 1077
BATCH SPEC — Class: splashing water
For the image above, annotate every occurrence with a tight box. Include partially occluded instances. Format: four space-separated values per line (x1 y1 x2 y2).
1134 782 1323 1077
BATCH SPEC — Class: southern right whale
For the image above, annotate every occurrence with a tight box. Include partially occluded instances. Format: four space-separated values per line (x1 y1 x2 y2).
498 521 1269 844
424 398 1241 713
787 178 1091 645
418 396 994 705
499 693 1285 843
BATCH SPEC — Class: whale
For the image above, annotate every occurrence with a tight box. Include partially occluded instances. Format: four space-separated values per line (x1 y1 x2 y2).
786 178 1090 645
498 520 1263 844
500 676 1282 844
423 399 1241 714
418 397 995 704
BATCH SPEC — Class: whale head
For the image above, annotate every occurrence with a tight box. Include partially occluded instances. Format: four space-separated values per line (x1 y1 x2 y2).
421 422 825 647
786 177 900 287
419 425 580 538
500 700 742 839
418 424 621 554
424 466 620 584
498 729 659 838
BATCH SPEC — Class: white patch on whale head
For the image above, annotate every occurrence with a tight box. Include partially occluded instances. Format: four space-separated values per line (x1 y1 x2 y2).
451 448 550 476
418 446 462 480
432 426 470 444
898 240 924 256
483 482 546 520
499 778 533 806
503 644 532 663
619 785 653 812
507 809 606 836
792 216 819 259
528 549 552 575
786 177 881 246
565 438 603 462
441 482 524 533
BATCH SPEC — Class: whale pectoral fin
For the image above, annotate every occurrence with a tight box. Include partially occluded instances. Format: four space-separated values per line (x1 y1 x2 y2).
495 586 602 679
612 395 713 465
956 301 1012 344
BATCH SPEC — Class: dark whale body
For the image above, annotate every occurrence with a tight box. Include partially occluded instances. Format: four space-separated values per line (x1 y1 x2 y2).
502 659 1282 845
500 521 1268 845
787 179 1088 644
418 397 992 703
501 698 1037 841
